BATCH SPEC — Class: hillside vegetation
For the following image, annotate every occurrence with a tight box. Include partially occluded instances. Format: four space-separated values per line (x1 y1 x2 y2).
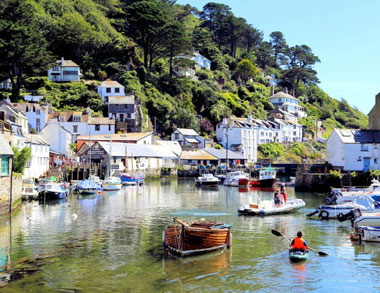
0 0 368 155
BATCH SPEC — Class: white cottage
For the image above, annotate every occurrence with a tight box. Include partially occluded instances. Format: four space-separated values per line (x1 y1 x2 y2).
171 128 200 150
98 80 125 104
48 57 81 82
12 102 51 133
24 134 50 179
269 91 306 119
39 119 74 157
326 129 380 172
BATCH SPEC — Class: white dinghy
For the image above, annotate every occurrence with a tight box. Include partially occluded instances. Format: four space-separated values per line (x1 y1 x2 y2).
238 199 305 216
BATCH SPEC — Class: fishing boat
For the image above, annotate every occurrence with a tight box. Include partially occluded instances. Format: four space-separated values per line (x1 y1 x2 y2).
289 250 309 262
238 199 305 216
307 195 380 220
39 183 68 200
77 179 102 195
249 166 277 187
326 179 380 204
103 176 122 191
120 173 144 186
224 171 249 187
195 173 219 187
163 218 232 257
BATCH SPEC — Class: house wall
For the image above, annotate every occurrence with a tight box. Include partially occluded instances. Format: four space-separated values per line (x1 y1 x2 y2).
24 142 50 179
344 144 380 171
326 130 345 168
48 66 80 82
98 85 125 103
40 123 72 156
25 110 48 133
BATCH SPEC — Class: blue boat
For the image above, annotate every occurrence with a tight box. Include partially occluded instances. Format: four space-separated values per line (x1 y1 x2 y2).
120 173 144 186
39 183 68 200
77 179 102 195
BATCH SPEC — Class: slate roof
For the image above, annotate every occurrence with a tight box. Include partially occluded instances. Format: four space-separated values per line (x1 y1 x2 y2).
176 128 199 136
336 129 380 143
48 111 90 123
204 147 246 160
24 134 49 145
180 149 217 160
108 95 135 104
98 142 178 158
77 132 152 142
87 117 115 125
56 59 79 67
270 91 297 100
100 80 123 87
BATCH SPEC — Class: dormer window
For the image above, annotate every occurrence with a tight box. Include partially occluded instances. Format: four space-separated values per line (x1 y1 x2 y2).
106 88 111 93
115 88 120 93
52 67 60 71
73 115 81 122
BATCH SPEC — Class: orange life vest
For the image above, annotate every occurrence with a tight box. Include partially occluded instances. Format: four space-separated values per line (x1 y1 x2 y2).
291 237 307 250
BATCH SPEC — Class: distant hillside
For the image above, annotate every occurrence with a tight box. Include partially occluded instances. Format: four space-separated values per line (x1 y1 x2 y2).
0 0 368 141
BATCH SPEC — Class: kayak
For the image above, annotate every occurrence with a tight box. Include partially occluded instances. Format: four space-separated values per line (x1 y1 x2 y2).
289 250 309 262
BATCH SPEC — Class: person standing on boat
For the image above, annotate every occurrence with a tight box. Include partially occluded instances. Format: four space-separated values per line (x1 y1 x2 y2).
290 231 308 252
280 183 287 204
273 190 280 207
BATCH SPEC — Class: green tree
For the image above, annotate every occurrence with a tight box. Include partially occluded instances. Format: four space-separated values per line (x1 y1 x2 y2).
235 59 260 83
125 1 166 70
255 41 276 69
269 31 288 65
12 146 32 174
0 0 51 100
242 24 263 53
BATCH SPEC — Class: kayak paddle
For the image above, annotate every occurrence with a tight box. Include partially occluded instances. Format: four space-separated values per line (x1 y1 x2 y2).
271 229 328 256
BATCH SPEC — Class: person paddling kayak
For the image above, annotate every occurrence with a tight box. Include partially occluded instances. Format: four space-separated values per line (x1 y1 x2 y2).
290 231 308 252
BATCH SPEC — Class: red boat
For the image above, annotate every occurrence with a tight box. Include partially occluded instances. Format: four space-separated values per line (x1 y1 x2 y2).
249 166 277 188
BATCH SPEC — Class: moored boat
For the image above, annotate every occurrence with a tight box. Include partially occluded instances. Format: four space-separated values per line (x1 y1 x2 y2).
103 176 122 191
355 226 380 242
195 173 219 187
163 218 232 257
289 249 309 262
249 166 277 188
77 179 102 195
120 173 144 186
21 178 39 200
224 171 249 187
238 199 305 216
39 183 68 200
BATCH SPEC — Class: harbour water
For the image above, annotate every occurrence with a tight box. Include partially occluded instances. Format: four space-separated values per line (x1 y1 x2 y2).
1 178 380 292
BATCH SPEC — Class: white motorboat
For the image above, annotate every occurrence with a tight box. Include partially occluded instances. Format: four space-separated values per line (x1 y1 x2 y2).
195 174 219 187
238 199 305 216
103 176 122 191
356 226 380 242
308 195 380 220
326 179 380 204
39 183 68 200
224 171 249 187
21 179 39 200
77 179 102 195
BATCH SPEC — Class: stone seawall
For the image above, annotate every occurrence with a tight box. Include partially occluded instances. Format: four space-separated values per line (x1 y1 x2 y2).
0 174 23 215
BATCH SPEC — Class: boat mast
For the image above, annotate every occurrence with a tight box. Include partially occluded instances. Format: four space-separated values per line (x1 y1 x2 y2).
108 134 112 177
89 126 92 176
124 144 128 172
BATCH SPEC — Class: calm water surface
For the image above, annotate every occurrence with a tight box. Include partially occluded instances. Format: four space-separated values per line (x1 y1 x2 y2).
1 178 380 292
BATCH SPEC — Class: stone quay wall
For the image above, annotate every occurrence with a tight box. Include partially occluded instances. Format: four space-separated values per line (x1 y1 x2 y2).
0 174 22 215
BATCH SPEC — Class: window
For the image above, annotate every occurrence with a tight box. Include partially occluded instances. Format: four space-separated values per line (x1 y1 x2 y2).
127 113 132 119
361 144 369 151
106 88 111 93
175 133 179 139
375 159 378 164
95 124 100 131
36 110 40 115
1 156 9 176
73 125 78 133
115 88 120 93
63 70 78 75
187 160 192 164
109 125 111 131
52 67 59 71
73 116 81 122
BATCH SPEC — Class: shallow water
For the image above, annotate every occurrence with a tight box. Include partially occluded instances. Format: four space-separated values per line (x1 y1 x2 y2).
1 178 379 292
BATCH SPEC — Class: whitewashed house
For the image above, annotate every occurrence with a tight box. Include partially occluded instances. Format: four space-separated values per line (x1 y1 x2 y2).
24 134 50 179
12 102 51 133
47 108 115 141
171 128 201 150
216 117 258 163
98 80 125 104
269 91 306 119
39 119 74 157
174 51 211 78
326 129 380 172
108 95 142 132
48 57 81 82
0 101 29 134
0 79 12 90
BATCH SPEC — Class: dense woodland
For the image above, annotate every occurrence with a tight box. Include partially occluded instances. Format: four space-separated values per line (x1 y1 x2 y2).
0 0 369 161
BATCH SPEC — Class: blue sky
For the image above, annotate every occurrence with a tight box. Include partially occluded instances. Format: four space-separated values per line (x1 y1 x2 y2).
177 0 380 115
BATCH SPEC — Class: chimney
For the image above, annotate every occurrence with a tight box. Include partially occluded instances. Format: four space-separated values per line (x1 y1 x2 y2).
61 57 64 65
284 87 288 94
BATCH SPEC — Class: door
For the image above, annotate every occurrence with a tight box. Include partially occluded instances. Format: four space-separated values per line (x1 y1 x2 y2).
363 157 371 172
119 114 124 122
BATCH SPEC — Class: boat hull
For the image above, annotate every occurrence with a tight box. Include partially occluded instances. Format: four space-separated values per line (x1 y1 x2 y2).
289 250 309 262
103 183 121 191
249 178 276 188
120 175 144 186
163 222 231 257
39 191 67 200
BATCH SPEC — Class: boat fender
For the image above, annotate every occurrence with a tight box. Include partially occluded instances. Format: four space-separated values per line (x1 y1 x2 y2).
319 210 329 220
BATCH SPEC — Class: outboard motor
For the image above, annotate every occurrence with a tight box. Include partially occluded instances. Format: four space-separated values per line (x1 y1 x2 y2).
325 190 342 205
337 210 354 222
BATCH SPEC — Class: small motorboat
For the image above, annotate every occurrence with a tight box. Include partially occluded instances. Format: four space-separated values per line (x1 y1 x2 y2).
39 183 68 200
355 226 380 242
163 218 232 257
195 173 219 187
308 195 380 220
326 179 380 204
289 250 309 262
249 166 276 188
224 171 249 187
21 178 39 200
238 199 305 216
120 173 144 186
103 176 122 191
77 179 102 195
